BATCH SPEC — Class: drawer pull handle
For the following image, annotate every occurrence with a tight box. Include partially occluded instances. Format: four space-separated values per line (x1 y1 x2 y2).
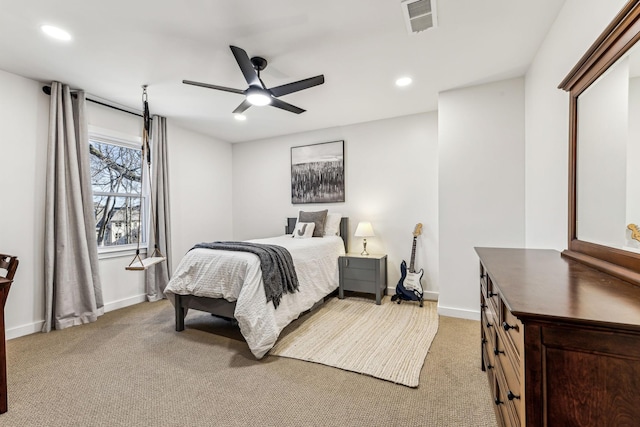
503 321 518 332
493 347 505 356
488 291 498 298
481 303 487 309
486 322 493 328
486 363 493 370
481 337 487 345
345 259 349 267
494 397 503 406
507 391 520 401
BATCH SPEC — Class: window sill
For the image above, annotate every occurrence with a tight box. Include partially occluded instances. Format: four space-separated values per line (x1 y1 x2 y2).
98 245 147 260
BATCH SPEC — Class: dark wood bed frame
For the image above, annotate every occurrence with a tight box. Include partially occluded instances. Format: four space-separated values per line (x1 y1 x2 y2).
174 217 349 331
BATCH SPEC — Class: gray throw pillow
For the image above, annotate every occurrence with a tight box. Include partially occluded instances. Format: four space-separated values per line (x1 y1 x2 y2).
299 210 328 237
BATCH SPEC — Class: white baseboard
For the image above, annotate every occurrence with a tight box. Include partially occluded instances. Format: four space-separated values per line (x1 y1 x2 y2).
6 294 147 341
437 305 480 321
104 294 147 312
6 321 45 340
383 288 479 321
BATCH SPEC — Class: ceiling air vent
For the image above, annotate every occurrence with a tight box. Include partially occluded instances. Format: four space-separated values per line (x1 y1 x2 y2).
401 0 437 34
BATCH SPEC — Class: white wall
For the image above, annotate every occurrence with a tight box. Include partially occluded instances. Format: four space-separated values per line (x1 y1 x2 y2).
0 70 49 338
232 113 440 299
0 70 233 338
168 122 234 265
438 78 526 319
524 0 628 250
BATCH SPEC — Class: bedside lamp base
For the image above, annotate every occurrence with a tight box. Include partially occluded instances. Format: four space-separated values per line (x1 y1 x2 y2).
361 239 370 256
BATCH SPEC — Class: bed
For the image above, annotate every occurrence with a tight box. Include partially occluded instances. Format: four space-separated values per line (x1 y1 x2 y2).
164 216 348 358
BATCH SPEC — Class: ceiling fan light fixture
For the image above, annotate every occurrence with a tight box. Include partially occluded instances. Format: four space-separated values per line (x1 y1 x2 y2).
246 90 271 106
183 46 323 115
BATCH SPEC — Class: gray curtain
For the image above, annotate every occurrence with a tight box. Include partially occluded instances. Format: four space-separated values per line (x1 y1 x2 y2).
43 82 104 332
145 115 172 301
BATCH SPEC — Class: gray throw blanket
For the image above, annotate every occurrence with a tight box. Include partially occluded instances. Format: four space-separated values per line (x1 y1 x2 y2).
191 241 299 308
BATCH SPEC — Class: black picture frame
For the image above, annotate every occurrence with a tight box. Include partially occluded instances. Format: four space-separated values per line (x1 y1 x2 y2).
291 140 345 204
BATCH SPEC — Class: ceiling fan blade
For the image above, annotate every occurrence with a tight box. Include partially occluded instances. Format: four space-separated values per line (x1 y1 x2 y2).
270 98 305 114
269 75 325 98
233 99 252 114
182 80 244 95
230 46 262 88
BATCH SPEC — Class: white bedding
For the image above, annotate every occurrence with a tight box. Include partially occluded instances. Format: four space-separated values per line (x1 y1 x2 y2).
164 235 346 358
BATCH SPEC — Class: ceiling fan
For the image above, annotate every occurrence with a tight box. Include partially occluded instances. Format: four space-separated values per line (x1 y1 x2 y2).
183 45 325 115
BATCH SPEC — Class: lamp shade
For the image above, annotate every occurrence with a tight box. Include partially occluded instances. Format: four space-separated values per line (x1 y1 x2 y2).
354 221 375 237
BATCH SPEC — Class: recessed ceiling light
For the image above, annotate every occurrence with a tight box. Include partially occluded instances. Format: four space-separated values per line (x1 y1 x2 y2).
234 114 247 121
41 25 72 41
395 77 413 87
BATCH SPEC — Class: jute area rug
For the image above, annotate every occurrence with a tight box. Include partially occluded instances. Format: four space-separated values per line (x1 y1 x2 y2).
270 296 439 387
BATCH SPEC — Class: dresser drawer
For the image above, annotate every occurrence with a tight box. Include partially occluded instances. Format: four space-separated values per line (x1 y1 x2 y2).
486 283 500 320
501 305 523 360
496 338 522 422
342 267 376 282
480 263 489 295
342 278 377 293
480 260 524 427
482 309 497 349
486 298 499 333
482 343 497 396
482 310 496 357
342 257 376 270
495 359 521 427
481 266 495 299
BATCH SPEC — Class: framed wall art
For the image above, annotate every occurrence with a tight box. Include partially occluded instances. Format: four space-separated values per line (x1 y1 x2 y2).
291 140 345 204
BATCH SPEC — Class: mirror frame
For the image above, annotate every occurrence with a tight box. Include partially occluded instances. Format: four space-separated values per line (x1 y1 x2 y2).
559 0 640 286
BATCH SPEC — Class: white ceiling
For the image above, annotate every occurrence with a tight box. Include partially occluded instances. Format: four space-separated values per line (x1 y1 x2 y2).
0 0 565 143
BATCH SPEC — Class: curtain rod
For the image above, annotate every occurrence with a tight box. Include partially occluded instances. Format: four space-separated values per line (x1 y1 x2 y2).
42 85 144 119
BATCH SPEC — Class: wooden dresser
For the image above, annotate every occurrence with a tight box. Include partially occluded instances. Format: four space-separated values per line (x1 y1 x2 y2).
476 247 640 427
0 277 13 414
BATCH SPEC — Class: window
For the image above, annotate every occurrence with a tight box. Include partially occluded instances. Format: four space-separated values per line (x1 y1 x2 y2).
89 131 146 253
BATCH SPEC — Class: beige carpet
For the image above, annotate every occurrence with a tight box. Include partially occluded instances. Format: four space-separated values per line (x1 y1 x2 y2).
270 296 439 387
3 300 497 426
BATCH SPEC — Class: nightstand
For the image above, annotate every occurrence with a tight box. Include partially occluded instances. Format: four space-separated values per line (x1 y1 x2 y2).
338 253 387 305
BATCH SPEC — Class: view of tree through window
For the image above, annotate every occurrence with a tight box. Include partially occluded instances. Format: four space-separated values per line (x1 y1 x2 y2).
90 139 144 248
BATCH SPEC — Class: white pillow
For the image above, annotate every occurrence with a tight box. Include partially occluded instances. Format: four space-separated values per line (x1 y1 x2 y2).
323 213 342 236
292 222 316 239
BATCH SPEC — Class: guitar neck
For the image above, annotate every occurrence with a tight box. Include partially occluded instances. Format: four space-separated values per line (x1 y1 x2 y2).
409 237 417 273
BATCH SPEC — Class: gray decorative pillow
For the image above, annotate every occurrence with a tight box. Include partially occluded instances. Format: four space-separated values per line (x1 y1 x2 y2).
299 210 328 237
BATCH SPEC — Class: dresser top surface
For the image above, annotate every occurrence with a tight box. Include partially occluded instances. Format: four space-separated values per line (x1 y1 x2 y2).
475 247 640 330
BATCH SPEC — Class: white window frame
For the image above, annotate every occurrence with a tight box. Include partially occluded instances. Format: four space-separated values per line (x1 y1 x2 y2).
89 126 149 259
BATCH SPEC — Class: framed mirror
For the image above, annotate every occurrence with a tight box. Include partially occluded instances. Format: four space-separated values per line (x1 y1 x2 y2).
559 0 640 286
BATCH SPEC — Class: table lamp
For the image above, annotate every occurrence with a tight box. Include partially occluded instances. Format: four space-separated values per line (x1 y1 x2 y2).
354 221 375 256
